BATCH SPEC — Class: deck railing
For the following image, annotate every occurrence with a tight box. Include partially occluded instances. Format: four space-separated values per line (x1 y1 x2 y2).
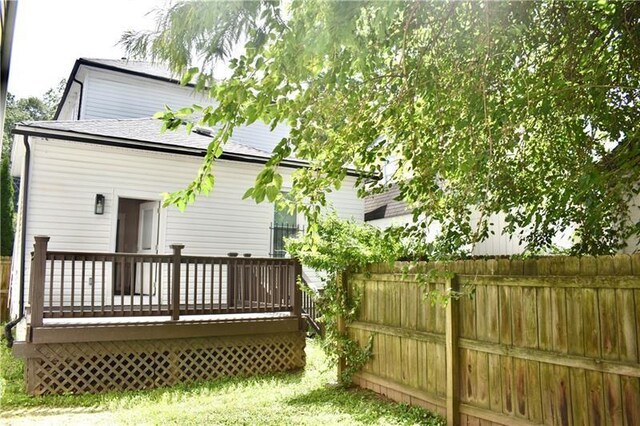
27 236 303 326
300 283 323 335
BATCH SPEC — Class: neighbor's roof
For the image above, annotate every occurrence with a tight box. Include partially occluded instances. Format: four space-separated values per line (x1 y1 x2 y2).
13 117 308 167
364 184 410 221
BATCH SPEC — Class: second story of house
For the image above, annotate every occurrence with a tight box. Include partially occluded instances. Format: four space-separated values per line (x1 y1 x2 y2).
54 58 289 153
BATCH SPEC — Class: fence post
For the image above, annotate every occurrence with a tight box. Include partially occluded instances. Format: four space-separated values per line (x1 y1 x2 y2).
336 269 347 382
170 244 184 321
29 236 49 334
0 256 11 323
445 274 460 426
293 259 303 330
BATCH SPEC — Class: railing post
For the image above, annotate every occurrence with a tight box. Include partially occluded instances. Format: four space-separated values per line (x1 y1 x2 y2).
293 259 303 330
29 236 49 335
445 275 460 426
170 244 184 321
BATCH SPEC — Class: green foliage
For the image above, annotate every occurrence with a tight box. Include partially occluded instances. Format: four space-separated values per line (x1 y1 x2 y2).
287 214 400 274
124 1 640 256
0 157 14 256
0 334 443 425
2 80 65 155
286 215 400 384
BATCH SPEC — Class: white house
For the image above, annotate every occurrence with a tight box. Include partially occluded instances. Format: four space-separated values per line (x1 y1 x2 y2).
8 58 364 319
365 183 639 255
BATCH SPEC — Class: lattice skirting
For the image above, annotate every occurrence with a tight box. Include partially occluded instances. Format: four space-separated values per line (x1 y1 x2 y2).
25 332 306 395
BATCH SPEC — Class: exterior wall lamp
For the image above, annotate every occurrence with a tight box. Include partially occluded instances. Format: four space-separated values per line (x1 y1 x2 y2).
94 194 105 215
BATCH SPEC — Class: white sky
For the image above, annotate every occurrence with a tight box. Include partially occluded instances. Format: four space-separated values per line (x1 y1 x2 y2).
8 0 167 99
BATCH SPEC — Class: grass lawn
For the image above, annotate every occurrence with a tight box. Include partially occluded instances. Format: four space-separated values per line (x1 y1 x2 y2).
0 335 443 425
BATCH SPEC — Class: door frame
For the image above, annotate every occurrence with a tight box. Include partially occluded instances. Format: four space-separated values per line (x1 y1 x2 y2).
109 190 167 254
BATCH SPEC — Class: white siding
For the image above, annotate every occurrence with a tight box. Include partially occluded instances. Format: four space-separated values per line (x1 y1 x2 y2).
624 193 640 253
79 67 290 154
368 211 573 256
9 137 363 315
82 68 208 120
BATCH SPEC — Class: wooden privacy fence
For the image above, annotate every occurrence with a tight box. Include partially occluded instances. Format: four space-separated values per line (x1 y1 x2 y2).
344 255 640 426
1 256 10 322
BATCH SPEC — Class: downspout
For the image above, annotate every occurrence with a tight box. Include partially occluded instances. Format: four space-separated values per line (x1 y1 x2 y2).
4 135 31 347
72 78 84 120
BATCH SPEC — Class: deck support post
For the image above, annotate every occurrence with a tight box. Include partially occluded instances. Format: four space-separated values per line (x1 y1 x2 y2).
293 259 303 331
29 236 50 336
170 244 184 321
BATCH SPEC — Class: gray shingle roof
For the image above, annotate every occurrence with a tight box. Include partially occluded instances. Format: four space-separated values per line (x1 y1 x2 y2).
18 118 287 161
364 184 410 220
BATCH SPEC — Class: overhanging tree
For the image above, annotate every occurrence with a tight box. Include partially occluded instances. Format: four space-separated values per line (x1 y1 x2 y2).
123 0 640 255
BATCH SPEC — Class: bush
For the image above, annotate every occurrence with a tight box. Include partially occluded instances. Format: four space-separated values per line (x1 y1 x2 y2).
0 156 14 256
286 214 400 384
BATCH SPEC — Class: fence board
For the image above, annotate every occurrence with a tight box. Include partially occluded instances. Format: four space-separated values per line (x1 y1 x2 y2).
525 361 541 423
486 285 499 344
599 288 620 361
501 355 514 416
583 288 601 359
603 372 624 425
551 288 568 353
539 362 555 425
488 353 502 414
498 286 512 346
617 289 638 363
476 286 488 342
401 281 418 330
569 368 588 426
0 256 10 323
621 376 640 426
513 357 528 419
566 288 584 356
552 364 571 426
586 370 605 426
476 351 490 409
436 342 446 397
426 341 437 394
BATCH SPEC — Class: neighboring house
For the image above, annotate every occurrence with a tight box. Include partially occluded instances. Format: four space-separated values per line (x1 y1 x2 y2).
8 58 363 318
365 184 639 255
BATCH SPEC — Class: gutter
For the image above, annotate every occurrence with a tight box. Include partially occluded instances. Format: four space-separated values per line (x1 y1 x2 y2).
12 126 368 178
4 135 31 347
52 61 81 120
72 78 84 120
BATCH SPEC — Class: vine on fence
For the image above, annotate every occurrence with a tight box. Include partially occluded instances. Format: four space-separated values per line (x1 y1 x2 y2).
286 214 400 385
287 215 476 384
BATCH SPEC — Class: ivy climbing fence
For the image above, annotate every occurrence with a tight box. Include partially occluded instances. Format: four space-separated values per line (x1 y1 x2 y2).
342 254 640 426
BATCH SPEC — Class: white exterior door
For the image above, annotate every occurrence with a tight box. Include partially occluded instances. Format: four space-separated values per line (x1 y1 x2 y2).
136 201 159 294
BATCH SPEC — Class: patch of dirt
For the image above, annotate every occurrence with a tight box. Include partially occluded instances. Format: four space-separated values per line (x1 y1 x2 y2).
0 407 117 425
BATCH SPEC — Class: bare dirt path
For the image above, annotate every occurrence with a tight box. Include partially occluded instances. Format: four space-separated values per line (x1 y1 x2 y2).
0 407 118 426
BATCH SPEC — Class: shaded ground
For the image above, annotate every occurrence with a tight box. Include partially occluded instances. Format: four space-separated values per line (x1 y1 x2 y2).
0 337 443 425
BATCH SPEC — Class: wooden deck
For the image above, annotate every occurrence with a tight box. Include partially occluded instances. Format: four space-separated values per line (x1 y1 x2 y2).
14 236 308 395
